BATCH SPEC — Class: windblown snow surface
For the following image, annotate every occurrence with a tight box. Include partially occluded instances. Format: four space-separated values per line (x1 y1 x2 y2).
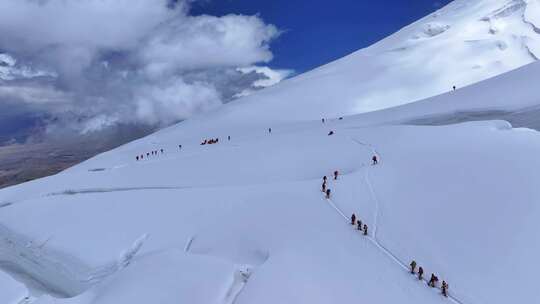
3 0 540 303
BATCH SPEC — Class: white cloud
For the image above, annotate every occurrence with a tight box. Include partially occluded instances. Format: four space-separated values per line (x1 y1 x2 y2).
0 83 70 105
0 53 56 81
141 14 280 78
135 78 222 125
81 114 120 134
0 0 291 133
235 66 293 98
0 0 175 52
238 66 293 88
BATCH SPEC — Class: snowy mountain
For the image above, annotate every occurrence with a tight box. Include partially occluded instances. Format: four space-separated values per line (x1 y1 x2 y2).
3 1 540 304
182 0 540 129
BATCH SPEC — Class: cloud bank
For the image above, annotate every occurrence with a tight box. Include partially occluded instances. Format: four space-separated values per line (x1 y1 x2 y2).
0 0 291 138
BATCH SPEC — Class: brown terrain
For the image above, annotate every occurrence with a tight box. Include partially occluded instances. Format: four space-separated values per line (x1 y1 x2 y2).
0 126 155 189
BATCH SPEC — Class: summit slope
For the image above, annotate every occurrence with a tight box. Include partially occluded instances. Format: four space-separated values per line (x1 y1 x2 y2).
182 0 540 129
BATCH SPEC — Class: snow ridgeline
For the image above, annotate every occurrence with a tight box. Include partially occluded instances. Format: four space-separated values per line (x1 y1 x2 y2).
0 224 148 299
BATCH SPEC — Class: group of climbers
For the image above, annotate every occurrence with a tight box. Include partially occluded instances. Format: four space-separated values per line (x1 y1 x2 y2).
410 260 449 297
350 213 368 235
322 175 331 198
201 138 219 145
321 170 370 236
321 171 340 198
135 149 164 161
202 133 234 145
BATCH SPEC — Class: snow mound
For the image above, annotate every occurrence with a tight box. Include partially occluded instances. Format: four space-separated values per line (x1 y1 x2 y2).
0 270 27 304
421 22 450 37
525 0 540 32
33 250 242 304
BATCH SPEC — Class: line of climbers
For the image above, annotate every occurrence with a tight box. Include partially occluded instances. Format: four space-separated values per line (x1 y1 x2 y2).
409 260 449 297
321 170 370 236
350 213 368 235
323 155 451 300
136 120 358 162
138 123 350 162
137 132 237 162
135 149 164 161
321 117 344 124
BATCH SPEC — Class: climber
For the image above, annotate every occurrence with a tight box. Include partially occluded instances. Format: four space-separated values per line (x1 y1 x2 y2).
322 182 327 193
363 224 368 235
136 156 139 161
326 189 331 199
418 266 424 280
351 213 356 225
372 155 378 165
441 281 448 297
328 131 334 136
410 260 417 274
428 274 438 287
334 170 339 180
357 220 362 230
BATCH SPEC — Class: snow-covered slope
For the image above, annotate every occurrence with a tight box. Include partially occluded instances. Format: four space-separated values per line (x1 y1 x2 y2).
350 57 540 127
0 271 27 304
184 0 540 128
2 115 540 304
2 57 540 303
3 1 540 304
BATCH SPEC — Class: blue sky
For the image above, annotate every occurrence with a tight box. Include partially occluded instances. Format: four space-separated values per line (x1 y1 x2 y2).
192 0 453 73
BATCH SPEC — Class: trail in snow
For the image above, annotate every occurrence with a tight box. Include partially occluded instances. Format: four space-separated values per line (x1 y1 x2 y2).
322 137 468 304
221 265 251 304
